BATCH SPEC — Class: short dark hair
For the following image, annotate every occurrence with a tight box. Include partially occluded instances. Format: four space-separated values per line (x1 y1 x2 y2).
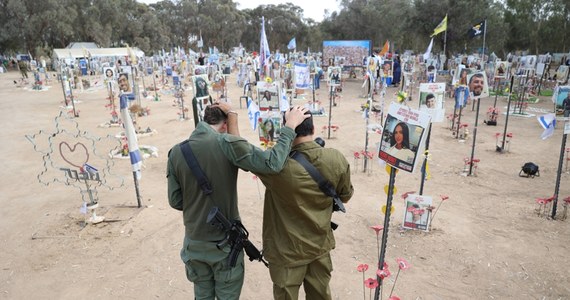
426 93 435 100
283 109 313 136
203 105 227 125
469 73 484 83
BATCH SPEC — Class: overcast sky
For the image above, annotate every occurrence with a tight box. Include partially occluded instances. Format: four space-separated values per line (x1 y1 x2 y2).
136 0 340 22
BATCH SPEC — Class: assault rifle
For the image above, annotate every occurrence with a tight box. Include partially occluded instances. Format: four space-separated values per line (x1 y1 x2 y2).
207 207 269 268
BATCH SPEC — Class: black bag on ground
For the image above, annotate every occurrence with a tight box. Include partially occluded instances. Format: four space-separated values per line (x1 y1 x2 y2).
519 162 539 178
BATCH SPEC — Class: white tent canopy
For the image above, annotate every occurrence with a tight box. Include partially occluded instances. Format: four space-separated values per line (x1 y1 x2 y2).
52 47 145 60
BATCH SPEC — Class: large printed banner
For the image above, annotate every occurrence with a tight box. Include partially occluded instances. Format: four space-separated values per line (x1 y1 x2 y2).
378 102 431 173
323 40 372 67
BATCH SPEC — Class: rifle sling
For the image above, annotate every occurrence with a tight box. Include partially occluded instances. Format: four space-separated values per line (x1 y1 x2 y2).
179 140 213 195
289 151 338 199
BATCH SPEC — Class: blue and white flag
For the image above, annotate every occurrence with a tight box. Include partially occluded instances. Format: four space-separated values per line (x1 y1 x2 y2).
247 97 260 131
537 113 556 140
83 163 98 175
287 38 296 50
294 62 310 89
259 16 271 77
120 95 142 179
280 90 290 112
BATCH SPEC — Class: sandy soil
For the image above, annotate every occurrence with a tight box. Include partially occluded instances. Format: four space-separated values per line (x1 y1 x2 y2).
1 68 569 300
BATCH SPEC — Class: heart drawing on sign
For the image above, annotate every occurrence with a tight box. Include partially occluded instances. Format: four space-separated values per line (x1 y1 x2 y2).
59 141 90 169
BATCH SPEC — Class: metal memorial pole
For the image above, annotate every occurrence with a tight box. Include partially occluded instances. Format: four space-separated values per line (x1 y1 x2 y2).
551 126 567 219
373 167 397 300
468 96 482 175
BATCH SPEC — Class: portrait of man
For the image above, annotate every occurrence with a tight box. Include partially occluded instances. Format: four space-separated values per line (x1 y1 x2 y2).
117 73 132 93
467 72 488 98
382 60 393 78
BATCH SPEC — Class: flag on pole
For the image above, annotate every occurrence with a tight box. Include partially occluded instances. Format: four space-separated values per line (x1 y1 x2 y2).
423 38 434 61
537 113 556 140
280 90 290 112
247 97 260 131
287 38 296 50
120 95 142 179
379 40 390 57
431 15 448 37
259 16 271 77
467 20 486 38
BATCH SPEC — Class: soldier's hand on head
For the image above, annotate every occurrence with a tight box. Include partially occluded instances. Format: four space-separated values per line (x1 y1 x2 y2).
212 102 233 115
284 106 310 129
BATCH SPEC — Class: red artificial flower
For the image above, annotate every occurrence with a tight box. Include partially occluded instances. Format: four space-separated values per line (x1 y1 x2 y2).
354 152 361 159
388 296 401 300
402 191 416 200
364 278 378 289
357 263 369 272
536 198 546 205
370 225 384 235
563 196 570 204
376 268 391 279
440 195 449 201
396 258 411 270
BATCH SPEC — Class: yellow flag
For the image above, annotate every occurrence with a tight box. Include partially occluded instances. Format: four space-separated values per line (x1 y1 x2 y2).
379 40 390 56
431 15 448 37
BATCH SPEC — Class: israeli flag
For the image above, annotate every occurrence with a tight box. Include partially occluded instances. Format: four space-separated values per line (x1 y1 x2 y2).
280 90 290 112
287 38 296 50
83 163 98 175
247 97 260 131
120 95 142 179
537 113 556 140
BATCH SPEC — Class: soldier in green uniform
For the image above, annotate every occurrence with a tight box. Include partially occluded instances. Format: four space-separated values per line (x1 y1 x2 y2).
255 110 354 300
18 60 29 79
167 102 309 300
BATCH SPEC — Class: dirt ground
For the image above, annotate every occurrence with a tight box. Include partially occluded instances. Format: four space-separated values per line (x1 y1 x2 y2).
1 68 569 300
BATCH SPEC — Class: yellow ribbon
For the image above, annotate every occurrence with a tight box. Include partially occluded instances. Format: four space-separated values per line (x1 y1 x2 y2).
424 150 431 180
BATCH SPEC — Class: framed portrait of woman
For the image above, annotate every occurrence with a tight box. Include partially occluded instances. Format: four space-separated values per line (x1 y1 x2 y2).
494 61 509 79
378 102 430 173
257 81 281 111
192 74 210 99
402 194 433 231
103 67 115 82
257 113 282 146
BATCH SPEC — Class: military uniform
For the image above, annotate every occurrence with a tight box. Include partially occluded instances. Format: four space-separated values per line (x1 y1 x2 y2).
167 121 296 300
256 141 354 300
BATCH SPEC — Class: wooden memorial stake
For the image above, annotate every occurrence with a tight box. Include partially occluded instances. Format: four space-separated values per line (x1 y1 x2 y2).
327 83 334 139
363 76 374 173
152 69 159 101
60 72 69 107
373 167 398 300
419 123 432 195
68 77 79 118
455 104 464 139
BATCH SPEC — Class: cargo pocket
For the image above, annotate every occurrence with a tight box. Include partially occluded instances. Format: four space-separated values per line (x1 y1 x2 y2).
184 260 200 282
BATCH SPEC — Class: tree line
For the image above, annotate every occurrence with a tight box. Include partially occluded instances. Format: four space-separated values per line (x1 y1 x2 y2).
0 0 568 59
